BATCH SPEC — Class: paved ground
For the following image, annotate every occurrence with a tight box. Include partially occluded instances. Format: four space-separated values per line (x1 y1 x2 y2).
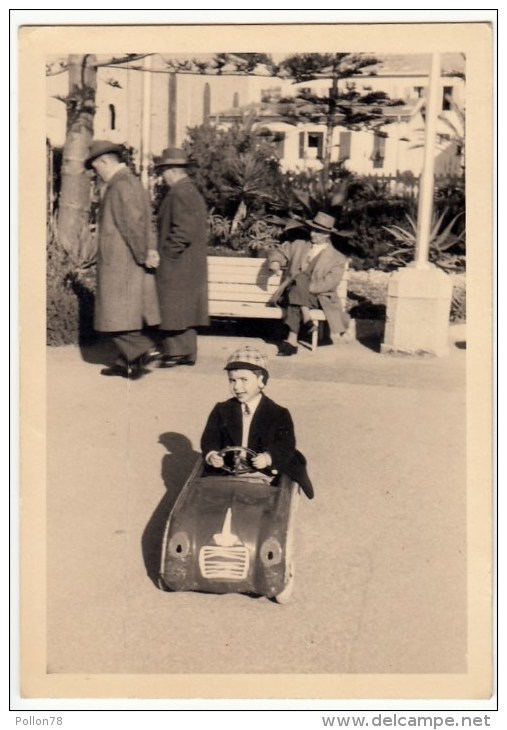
46 322 466 675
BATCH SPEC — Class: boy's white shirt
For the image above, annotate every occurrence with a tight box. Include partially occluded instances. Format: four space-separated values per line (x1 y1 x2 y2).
240 392 263 448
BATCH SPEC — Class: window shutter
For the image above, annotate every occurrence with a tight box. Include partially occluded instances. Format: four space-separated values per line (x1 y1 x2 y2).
203 83 211 123
299 131 305 159
372 134 386 168
317 133 324 159
442 86 453 111
339 131 351 160
277 133 285 158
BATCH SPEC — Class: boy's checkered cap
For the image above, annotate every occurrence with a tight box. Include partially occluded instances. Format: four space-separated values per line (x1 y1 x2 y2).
224 346 269 374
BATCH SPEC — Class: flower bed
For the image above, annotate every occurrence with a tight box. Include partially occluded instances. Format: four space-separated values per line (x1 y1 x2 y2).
347 269 466 323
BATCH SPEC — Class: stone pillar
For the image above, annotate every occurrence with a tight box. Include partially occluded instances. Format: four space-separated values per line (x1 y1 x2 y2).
381 266 453 357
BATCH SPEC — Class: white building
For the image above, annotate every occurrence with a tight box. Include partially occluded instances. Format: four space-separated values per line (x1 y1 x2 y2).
46 52 465 177
214 54 465 178
46 53 284 155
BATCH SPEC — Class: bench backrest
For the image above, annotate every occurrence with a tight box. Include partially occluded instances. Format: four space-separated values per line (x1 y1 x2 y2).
207 255 348 318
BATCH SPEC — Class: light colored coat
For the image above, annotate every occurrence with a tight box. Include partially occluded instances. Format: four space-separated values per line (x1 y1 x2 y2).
94 167 160 332
268 239 349 334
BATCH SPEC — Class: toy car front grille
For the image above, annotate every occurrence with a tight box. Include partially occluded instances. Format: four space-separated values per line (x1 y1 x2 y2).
199 546 249 580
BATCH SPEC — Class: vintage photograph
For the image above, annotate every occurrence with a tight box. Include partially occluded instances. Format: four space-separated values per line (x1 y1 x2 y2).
19 19 493 701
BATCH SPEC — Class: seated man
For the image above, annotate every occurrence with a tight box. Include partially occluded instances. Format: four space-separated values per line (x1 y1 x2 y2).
267 212 350 356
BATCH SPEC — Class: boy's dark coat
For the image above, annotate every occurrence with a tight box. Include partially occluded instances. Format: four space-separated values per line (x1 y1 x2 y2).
201 394 314 499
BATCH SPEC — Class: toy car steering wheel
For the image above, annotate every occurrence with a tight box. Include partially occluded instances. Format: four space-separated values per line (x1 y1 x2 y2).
218 446 258 475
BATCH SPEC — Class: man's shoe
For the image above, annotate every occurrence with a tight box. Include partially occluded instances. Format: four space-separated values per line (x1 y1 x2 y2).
142 346 163 366
101 363 130 379
158 354 196 368
277 341 298 357
101 358 148 380
126 359 149 380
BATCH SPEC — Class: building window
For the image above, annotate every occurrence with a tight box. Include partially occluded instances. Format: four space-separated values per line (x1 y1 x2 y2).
299 131 324 160
307 132 324 159
371 133 386 169
338 131 351 161
232 92 240 108
442 85 453 111
261 86 282 102
109 104 116 130
203 83 211 123
413 86 424 98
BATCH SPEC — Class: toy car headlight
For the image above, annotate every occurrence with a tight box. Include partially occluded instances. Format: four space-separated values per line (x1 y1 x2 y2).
260 537 282 566
168 531 191 558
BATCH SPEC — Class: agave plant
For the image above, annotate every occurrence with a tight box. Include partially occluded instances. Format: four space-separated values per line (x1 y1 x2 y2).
220 151 280 234
208 209 233 244
246 219 282 254
382 207 465 270
276 164 355 239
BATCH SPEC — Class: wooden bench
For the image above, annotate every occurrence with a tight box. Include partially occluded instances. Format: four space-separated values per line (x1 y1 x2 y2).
207 256 349 352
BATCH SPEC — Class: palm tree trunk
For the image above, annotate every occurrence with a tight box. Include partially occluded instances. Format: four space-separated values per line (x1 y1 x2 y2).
230 199 248 234
57 54 97 256
322 76 338 183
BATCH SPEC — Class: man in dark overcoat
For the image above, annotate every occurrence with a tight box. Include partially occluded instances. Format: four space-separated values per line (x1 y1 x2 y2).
86 140 161 380
154 148 209 367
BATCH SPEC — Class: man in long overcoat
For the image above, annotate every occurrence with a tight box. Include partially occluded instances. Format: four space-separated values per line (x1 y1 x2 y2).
268 212 350 356
86 140 161 380
154 148 209 367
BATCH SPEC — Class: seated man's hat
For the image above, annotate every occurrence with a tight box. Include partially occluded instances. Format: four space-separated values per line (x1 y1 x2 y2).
306 211 338 233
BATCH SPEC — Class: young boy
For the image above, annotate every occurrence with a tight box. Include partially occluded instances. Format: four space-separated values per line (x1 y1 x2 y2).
201 346 314 499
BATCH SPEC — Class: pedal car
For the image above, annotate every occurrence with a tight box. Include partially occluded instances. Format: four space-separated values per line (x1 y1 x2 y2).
158 447 300 603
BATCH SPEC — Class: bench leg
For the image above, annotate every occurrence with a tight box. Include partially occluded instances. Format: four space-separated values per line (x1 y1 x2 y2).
311 323 318 353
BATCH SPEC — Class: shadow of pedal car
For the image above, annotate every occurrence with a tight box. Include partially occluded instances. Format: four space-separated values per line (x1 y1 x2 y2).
158 447 299 603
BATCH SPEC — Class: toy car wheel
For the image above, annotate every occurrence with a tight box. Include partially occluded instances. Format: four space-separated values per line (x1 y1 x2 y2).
157 575 172 592
273 563 295 604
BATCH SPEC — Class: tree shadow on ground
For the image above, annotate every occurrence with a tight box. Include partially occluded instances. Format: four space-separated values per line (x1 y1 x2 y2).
141 432 201 585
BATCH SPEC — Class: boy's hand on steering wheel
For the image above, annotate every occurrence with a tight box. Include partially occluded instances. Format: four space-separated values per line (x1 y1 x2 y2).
207 452 225 469
251 452 271 470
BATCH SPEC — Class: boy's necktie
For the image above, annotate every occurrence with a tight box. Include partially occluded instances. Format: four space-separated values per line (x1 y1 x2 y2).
241 403 251 448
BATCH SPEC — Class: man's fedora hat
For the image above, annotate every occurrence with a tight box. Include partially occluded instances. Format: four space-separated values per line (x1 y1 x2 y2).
154 148 190 169
85 140 125 168
306 211 338 233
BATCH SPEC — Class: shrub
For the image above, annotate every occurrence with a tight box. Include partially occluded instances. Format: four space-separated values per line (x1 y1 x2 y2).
47 222 80 345
346 270 466 323
381 208 466 272
184 123 285 222
46 222 96 345
450 274 466 322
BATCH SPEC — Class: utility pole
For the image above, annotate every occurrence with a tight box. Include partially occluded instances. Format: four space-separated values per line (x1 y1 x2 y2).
381 52 453 357
414 53 441 268
140 55 152 189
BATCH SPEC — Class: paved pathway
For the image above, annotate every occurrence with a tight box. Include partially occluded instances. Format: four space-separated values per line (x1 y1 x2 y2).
45 326 466 676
